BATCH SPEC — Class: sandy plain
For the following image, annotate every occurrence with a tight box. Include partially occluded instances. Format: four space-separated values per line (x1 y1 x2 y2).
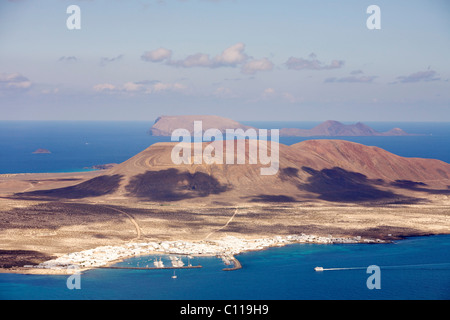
1 169 449 274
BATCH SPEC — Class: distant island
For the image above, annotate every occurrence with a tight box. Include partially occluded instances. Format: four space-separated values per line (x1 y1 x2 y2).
148 116 412 137
149 115 254 136
32 148 51 154
279 120 411 137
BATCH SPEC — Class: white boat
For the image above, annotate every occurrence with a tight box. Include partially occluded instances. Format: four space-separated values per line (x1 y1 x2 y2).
171 270 177 279
314 266 324 272
154 257 164 268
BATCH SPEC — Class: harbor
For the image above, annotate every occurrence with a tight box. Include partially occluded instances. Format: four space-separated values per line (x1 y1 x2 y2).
97 265 202 270
26 234 377 274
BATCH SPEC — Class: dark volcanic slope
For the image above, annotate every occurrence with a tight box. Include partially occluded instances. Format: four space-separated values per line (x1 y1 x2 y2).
16 140 450 204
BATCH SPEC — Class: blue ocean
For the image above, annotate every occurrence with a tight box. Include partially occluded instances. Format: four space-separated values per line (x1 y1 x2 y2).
0 121 449 300
0 235 449 300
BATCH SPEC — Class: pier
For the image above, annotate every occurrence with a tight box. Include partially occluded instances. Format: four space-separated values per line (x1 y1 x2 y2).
222 256 242 271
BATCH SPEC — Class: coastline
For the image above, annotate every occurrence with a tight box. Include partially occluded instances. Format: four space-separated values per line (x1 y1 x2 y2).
0 169 100 176
0 234 385 275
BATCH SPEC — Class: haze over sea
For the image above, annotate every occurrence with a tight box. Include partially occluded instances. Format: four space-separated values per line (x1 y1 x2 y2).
0 121 449 300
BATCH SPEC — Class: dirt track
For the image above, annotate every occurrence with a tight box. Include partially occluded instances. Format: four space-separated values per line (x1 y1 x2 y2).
1 189 449 269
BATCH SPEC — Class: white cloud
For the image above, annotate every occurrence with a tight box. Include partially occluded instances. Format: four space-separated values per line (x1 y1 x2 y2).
241 58 274 74
142 43 273 74
100 54 124 66
262 87 276 98
285 53 344 71
141 48 172 62
93 81 187 94
123 81 146 92
259 87 301 103
41 88 59 94
168 53 213 68
150 82 187 93
213 86 236 98
213 42 248 66
0 72 32 92
281 92 298 103
395 69 441 83
93 83 117 92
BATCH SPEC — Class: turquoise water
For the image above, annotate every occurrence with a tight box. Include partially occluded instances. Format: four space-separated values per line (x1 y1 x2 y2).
1 235 449 300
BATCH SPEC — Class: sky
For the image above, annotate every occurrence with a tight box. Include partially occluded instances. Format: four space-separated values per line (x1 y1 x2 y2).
0 0 449 122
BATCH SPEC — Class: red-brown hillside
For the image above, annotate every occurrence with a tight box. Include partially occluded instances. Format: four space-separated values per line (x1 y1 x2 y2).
18 140 450 204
